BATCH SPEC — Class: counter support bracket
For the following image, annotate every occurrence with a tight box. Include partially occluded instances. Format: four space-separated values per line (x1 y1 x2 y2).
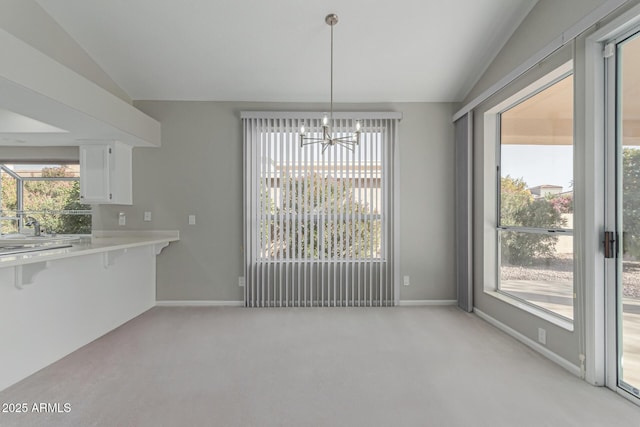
14 261 51 289
103 249 128 269
153 242 169 255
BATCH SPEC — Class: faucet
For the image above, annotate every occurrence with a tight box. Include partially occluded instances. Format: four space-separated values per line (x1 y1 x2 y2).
25 216 42 237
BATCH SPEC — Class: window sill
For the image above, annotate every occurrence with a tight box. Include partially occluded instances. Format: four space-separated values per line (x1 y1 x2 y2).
484 289 574 331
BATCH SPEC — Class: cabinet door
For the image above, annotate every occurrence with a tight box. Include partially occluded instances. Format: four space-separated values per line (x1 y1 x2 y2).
80 145 111 203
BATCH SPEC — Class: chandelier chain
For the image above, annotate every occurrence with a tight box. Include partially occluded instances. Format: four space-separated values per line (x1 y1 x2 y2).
330 18 334 125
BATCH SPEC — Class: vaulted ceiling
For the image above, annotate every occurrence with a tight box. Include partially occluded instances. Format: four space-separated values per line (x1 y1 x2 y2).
35 0 537 102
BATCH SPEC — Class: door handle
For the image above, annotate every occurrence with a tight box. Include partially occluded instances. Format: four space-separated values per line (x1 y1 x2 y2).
604 231 617 259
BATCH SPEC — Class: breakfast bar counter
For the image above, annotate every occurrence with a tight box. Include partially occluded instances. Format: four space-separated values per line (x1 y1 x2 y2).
0 230 179 269
0 230 179 391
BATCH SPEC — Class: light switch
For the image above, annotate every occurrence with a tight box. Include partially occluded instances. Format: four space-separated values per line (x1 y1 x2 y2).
118 212 126 226
144 211 152 222
189 214 196 225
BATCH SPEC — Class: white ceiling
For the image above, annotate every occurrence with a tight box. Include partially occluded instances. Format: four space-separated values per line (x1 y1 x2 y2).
35 0 538 103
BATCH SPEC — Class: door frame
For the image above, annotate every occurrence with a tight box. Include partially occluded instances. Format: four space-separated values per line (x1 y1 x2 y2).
585 3 640 402
606 24 640 399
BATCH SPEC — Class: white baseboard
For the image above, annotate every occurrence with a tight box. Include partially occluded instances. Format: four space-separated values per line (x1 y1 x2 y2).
474 308 581 377
156 300 244 307
157 300 457 308
397 300 457 306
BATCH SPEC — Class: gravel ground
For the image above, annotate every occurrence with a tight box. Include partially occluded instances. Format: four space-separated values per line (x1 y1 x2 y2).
501 255 640 299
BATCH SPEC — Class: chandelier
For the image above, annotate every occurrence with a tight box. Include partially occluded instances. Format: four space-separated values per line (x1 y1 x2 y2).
299 13 361 153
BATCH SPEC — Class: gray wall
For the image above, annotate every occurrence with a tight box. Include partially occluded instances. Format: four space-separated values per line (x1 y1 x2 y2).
0 0 131 103
92 101 457 302
471 46 579 364
464 0 609 104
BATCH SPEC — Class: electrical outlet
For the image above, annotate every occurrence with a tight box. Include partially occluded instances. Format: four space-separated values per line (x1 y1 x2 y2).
538 328 546 345
144 211 152 222
238 277 245 287
403 275 410 286
118 212 126 226
189 215 196 225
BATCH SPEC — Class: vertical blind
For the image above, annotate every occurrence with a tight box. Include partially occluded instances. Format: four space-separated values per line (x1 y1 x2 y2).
242 112 400 307
455 113 473 312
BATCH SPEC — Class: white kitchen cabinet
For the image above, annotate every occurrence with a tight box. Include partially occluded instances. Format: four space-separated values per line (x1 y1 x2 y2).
80 142 132 205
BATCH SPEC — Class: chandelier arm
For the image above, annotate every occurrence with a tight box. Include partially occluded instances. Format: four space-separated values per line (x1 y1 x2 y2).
300 138 328 146
336 142 355 151
332 135 359 143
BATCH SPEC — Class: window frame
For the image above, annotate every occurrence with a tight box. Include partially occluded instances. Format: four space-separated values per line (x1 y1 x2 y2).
483 61 575 330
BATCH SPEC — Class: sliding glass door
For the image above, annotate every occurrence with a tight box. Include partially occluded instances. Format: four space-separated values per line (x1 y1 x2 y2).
607 28 640 398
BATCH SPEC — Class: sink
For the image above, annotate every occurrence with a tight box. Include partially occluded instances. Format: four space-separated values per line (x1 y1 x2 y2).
0 243 73 256
0 235 81 248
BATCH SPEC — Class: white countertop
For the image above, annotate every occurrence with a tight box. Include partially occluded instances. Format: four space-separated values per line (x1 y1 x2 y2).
0 230 179 268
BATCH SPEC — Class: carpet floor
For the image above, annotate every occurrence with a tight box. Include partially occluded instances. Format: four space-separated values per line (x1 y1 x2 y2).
0 306 639 426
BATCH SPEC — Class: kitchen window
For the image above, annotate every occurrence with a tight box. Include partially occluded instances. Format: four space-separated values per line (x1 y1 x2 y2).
0 163 91 235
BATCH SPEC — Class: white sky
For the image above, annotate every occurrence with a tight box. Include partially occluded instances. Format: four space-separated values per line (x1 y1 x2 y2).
501 145 573 190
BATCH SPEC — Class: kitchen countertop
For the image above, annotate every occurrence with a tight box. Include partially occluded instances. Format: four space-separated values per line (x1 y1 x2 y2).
0 230 179 268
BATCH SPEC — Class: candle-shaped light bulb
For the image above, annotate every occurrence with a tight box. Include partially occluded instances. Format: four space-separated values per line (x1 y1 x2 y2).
322 114 329 126
299 124 306 135
355 120 361 132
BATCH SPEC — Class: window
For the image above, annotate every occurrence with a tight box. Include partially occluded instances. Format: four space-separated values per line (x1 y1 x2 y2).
259 132 383 261
0 163 92 235
242 114 399 307
494 64 574 321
